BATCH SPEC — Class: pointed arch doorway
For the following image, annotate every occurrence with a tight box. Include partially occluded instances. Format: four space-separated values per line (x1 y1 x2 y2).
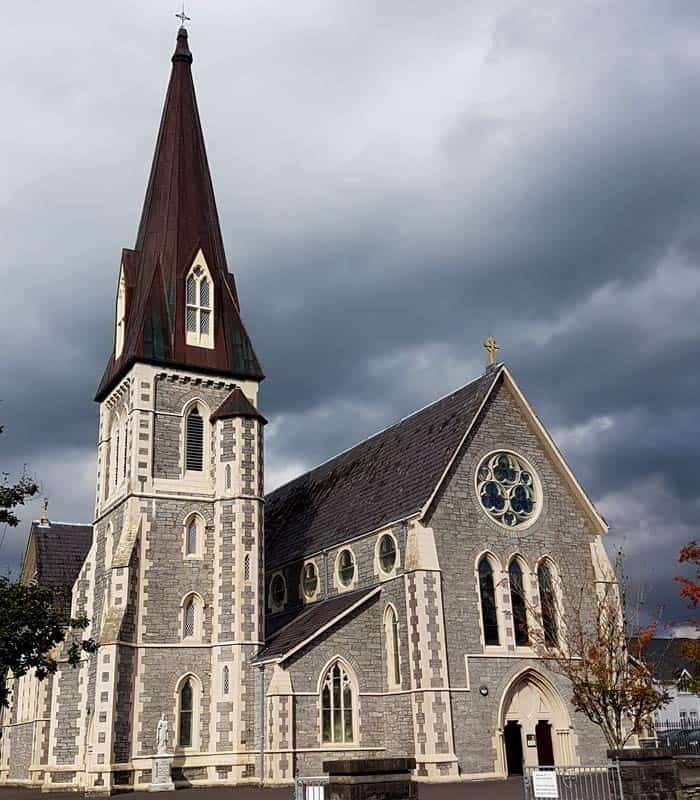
498 670 576 776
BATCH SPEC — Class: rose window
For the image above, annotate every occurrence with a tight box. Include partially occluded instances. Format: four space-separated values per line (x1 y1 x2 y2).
476 452 539 528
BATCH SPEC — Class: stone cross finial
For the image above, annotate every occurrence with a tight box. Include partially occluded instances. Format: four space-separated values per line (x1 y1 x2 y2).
40 498 49 525
484 336 501 366
175 3 191 26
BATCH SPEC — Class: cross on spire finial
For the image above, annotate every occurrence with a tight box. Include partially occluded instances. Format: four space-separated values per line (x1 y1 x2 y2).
484 336 501 367
175 3 190 26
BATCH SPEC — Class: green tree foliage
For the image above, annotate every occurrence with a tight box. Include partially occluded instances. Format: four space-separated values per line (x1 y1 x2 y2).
0 422 97 707
0 580 98 707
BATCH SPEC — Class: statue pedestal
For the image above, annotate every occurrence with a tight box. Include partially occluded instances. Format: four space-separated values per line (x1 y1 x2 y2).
150 754 175 792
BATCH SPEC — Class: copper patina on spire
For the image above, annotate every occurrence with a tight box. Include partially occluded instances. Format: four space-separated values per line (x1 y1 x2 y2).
96 28 262 401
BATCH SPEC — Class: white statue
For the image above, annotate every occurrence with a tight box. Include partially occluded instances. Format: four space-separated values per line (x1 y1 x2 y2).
156 714 169 754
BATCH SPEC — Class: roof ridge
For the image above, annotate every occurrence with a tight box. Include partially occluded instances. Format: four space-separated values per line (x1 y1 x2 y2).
267 371 490 496
33 520 92 528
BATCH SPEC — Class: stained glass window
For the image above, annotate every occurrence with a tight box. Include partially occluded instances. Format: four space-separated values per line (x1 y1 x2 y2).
184 598 196 638
537 561 558 647
321 662 354 744
179 679 193 747
509 560 529 646
303 562 318 598
337 550 355 586
478 557 500 646
186 519 198 555
476 452 538 528
378 535 397 573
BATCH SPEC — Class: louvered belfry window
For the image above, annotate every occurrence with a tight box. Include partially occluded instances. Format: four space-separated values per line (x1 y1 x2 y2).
186 407 204 472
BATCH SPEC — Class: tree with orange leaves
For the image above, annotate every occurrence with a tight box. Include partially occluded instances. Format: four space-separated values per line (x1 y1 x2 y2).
677 542 700 682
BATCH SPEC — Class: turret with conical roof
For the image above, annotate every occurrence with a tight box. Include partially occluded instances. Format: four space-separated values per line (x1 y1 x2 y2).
96 27 262 401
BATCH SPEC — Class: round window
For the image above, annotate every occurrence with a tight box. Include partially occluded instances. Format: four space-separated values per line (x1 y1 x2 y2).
302 562 318 598
378 534 397 573
337 549 355 586
270 574 286 607
476 451 539 529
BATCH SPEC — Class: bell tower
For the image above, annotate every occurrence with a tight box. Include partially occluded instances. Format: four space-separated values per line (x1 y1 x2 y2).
65 27 265 793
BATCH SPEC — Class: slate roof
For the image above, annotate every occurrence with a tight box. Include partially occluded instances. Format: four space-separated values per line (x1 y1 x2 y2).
256 586 380 662
211 387 267 424
96 27 262 401
20 521 93 615
634 638 699 683
264 369 498 569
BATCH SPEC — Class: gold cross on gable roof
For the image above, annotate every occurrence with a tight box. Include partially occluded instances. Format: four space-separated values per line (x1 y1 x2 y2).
175 3 191 26
484 336 501 366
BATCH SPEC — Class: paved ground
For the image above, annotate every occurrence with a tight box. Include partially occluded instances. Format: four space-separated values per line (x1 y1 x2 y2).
0 780 525 800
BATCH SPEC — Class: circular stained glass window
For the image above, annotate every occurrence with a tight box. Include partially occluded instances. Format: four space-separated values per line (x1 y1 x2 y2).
378 534 397 573
476 451 539 529
270 574 286 607
338 549 355 586
302 562 318 598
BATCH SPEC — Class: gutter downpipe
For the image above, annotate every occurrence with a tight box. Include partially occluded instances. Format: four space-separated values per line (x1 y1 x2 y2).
258 664 265 785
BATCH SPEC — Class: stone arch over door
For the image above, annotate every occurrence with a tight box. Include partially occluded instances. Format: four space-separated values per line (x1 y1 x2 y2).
496 668 577 775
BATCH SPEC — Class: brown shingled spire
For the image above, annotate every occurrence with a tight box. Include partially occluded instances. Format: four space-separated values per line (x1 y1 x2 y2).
96 27 263 401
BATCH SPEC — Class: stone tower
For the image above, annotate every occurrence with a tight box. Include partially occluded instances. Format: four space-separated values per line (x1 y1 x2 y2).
76 26 265 793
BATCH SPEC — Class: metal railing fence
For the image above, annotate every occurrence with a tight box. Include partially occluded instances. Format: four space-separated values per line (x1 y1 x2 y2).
523 763 623 800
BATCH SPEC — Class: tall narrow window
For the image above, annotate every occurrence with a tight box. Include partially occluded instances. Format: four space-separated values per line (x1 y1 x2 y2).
321 661 355 744
186 519 198 556
122 421 128 480
384 606 401 687
179 679 193 747
185 263 214 348
225 463 232 490
509 560 529 646
222 666 230 696
186 407 204 472
244 554 250 582
184 597 196 638
113 428 120 487
538 561 559 647
478 557 500 646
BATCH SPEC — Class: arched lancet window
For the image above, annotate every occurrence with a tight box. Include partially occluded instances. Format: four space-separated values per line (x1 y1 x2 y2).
185 407 204 472
222 666 230 695
478 556 500 646
121 419 128 480
183 594 201 639
384 605 401 687
111 417 120 489
178 678 194 747
186 518 198 556
185 262 214 349
225 463 232 490
509 560 529 646
321 661 355 744
244 554 250 582
538 561 559 648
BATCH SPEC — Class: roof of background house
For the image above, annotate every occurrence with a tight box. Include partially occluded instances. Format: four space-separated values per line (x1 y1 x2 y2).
633 637 698 683
264 369 498 569
20 520 93 615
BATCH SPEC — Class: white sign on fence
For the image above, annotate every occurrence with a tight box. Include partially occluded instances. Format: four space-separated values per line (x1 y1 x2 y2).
532 769 559 799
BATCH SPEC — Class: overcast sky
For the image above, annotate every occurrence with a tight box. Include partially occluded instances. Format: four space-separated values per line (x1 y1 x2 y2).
2 1 699 630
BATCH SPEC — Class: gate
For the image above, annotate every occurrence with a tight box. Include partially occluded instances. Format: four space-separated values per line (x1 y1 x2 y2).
523 764 624 800
294 775 329 800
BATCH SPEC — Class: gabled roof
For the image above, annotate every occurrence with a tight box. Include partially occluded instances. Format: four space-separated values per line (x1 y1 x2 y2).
264 364 607 570
264 370 498 568
20 520 93 615
211 387 267 424
634 637 699 683
255 586 381 663
96 27 262 401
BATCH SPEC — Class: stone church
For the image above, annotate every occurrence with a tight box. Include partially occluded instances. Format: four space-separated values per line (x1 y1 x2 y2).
0 27 615 793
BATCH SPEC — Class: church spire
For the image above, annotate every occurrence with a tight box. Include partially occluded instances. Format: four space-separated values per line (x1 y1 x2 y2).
96 27 263 401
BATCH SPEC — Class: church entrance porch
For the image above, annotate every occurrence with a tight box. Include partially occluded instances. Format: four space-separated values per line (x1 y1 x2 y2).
497 669 576 776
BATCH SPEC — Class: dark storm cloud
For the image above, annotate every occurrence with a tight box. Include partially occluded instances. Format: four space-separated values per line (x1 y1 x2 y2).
1 1 699 627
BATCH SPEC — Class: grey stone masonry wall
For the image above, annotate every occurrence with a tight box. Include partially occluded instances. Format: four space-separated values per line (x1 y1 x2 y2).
7 722 33 781
426 378 609 775
609 749 683 800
